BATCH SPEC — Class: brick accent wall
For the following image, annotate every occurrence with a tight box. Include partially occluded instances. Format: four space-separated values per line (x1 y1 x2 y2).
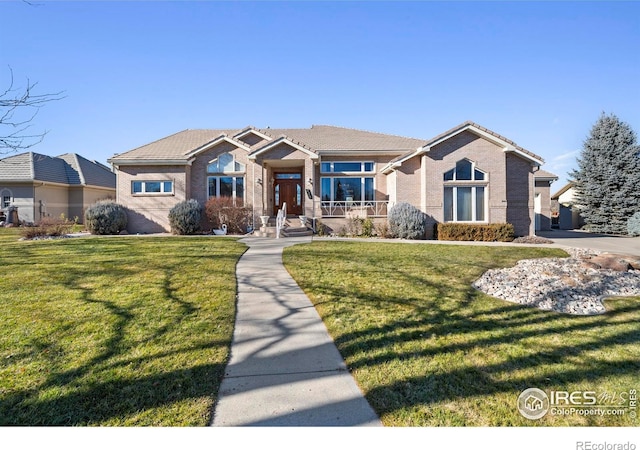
505 153 534 236
534 179 553 231
116 165 188 233
419 131 515 238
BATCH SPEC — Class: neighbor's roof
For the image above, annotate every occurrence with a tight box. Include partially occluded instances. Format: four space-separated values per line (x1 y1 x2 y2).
0 152 115 188
551 181 575 200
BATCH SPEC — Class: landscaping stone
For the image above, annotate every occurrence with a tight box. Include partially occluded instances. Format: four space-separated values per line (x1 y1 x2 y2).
472 248 640 315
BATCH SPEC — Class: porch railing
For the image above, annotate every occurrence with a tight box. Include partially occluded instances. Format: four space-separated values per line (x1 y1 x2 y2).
276 202 287 239
320 200 389 218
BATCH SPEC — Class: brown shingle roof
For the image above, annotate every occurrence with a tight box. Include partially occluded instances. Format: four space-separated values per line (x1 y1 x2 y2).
109 125 426 163
108 122 545 165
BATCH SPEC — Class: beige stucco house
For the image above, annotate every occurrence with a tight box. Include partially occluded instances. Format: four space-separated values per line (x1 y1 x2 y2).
108 121 556 237
0 152 116 225
551 182 585 230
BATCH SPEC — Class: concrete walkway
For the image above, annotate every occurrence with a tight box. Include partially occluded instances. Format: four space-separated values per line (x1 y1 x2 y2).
211 236 382 427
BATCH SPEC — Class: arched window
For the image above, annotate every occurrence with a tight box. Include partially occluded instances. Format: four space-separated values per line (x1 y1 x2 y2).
207 153 245 203
443 159 485 181
443 159 487 222
207 153 245 173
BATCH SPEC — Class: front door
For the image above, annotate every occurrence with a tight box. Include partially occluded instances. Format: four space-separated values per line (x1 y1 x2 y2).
274 173 303 216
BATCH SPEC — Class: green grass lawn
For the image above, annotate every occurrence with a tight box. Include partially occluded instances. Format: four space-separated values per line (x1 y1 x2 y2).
0 228 246 426
283 240 640 426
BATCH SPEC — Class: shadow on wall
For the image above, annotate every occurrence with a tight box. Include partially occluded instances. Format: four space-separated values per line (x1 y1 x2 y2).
125 208 167 234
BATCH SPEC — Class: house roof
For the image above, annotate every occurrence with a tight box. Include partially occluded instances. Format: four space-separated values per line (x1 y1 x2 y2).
534 169 558 181
551 181 575 200
108 122 547 171
108 125 427 164
0 152 115 188
382 121 545 173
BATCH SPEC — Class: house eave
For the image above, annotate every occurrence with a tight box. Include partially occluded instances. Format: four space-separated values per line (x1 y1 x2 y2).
248 137 319 160
107 159 193 167
185 135 253 157
319 149 409 157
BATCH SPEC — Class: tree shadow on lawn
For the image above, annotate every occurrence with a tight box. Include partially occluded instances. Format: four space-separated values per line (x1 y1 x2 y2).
337 290 640 424
288 244 640 425
0 240 238 426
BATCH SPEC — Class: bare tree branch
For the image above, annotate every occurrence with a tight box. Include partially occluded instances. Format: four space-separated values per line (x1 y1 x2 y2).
0 67 65 154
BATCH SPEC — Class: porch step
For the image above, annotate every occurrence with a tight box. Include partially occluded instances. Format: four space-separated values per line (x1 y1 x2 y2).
281 227 313 238
254 217 313 238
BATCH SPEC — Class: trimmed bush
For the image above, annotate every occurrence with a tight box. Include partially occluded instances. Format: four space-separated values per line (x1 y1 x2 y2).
388 202 427 239
435 223 515 242
204 197 252 234
627 212 640 237
85 200 128 235
168 199 202 235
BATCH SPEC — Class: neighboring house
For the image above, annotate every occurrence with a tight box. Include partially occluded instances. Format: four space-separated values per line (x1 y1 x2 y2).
551 182 585 230
108 121 557 237
0 152 116 225
534 169 558 232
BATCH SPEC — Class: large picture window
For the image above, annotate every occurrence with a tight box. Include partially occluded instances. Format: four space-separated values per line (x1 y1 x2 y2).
443 159 487 222
208 176 244 201
321 177 374 203
207 153 245 203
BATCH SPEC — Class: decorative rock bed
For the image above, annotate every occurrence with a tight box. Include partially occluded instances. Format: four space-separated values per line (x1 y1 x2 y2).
472 248 640 315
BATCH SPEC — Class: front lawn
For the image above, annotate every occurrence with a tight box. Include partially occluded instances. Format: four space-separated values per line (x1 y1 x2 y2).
0 229 246 425
283 241 640 426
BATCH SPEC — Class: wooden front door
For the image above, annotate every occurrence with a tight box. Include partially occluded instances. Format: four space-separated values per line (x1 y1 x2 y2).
274 173 303 216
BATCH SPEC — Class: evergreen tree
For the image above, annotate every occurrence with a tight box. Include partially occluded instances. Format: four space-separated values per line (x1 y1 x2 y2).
571 113 640 234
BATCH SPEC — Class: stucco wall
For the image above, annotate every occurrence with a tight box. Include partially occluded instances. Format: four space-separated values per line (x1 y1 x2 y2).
35 184 70 224
0 184 35 224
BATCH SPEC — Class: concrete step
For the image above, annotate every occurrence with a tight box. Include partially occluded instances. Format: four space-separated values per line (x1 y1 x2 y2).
282 227 313 237
254 224 313 238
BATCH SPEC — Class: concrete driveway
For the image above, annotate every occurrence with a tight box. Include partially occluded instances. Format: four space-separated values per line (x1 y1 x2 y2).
537 230 640 256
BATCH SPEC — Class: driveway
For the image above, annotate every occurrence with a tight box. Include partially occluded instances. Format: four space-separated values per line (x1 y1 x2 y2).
537 230 640 256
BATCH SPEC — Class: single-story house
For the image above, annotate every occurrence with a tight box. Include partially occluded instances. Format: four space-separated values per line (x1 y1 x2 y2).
0 152 116 225
551 181 585 230
108 121 557 237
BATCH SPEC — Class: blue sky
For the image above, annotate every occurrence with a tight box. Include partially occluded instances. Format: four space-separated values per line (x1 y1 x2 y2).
2 0 639 191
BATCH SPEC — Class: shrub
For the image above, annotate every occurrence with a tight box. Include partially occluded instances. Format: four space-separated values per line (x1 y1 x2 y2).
628 212 640 237
85 200 128 235
436 223 515 242
168 199 202 235
315 219 327 237
204 197 252 234
374 220 392 238
362 218 374 238
387 202 427 239
20 215 75 239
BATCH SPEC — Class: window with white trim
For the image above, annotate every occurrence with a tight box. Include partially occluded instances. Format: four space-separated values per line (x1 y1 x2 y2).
443 159 487 222
207 153 245 203
132 180 174 194
321 161 375 173
2 195 11 208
